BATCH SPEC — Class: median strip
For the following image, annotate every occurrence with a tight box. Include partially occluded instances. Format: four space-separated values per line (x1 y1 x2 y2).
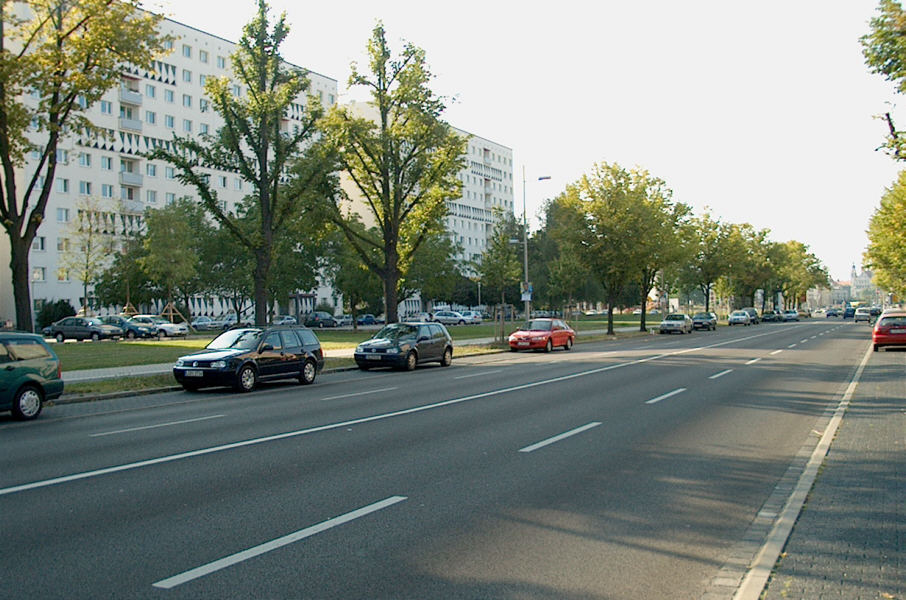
518 422 602 453
152 496 407 589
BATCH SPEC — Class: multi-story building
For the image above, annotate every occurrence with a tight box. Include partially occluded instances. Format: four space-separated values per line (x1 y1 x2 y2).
2 15 337 323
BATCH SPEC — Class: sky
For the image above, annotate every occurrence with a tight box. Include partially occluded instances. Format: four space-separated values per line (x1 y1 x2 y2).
151 0 904 283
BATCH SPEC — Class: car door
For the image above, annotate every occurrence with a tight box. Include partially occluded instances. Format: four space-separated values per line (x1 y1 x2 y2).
278 330 303 375
257 331 285 378
70 318 88 339
428 324 447 360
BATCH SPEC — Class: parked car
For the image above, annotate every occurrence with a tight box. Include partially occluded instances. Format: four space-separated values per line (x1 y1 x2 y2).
354 322 453 370
872 310 906 351
843 306 855 319
131 315 189 337
190 315 218 331
825 308 841 317
728 310 751 326
853 307 872 323
508 318 576 352
356 314 378 326
459 310 483 324
760 310 783 322
336 314 353 327
172 325 324 392
303 311 337 328
45 316 123 342
272 315 297 325
783 309 800 322
215 313 252 330
691 312 717 331
659 313 693 334
741 307 760 324
100 315 156 339
432 310 467 325
0 332 63 420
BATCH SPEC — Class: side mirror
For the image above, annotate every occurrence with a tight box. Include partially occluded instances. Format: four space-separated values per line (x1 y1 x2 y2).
260 343 274 352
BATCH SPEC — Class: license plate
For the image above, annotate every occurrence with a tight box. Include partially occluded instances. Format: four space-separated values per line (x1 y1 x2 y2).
366 354 382 361
891 328 906 334
518 341 530 346
185 370 203 377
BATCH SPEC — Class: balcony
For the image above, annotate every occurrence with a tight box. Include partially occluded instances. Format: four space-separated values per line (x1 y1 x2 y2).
120 199 143 214
118 117 142 132
119 87 143 106
119 171 143 187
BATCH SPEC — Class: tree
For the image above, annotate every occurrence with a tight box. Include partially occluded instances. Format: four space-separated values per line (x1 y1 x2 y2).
477 212 521 339
140 200 200 313
0 0 169 330
404 232 462 306
327 228 383 329
94 234 158 311
862 0 906 159
555 162 649 335
57 196 116 314
148 0 328 325
865 170 906 296
679 212 731 313
316 23 466 323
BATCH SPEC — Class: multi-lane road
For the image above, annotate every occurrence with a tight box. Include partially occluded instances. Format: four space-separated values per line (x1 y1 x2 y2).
0 320 875 598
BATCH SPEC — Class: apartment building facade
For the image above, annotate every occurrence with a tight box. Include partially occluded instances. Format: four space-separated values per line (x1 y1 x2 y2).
1 15 337 324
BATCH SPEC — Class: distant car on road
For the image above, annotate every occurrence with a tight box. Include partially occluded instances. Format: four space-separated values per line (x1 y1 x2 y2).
190 315 218 331
728 310 751 326
0 331 63 420
843 306 855 319
459 310 483 324
760 310 783 322
356 314 378 326
825 308 840 317
853 307 871 323
355 322 453 370
659 313 693 334
272 315 297 325
508 318 576 351
741 307 760 324
873 310 906 351
783 310 800 322
303 311 337 328
131 315 189 337
691 312 717 331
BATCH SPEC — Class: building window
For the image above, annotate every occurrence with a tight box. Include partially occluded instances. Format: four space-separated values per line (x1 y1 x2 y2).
100 100 112 114
199 74 207 86
165 114 174 129
165 167 175 180
145 84 156 98
199 98 208 113
56 238 69 252
32 237 45 251
183 119 192 132
200 123 209 135
31 267 45 282
182 44 191 58
56 208 69 222
101 184 113 198
182 69 192 83
146 163 157 177
57 268 69 282
163 39 173 50
232 84 241 97
78 181 91 195
217 55 226 69
78 152 91 167
165 89 174 103
145 110 156 124
182 94 191 108
218 175 227 188
234 178 242 191
101 156 112 170
165 192 175 205
121 186 135 201
146 190 157 203
199 49 208 63
56 178 69 193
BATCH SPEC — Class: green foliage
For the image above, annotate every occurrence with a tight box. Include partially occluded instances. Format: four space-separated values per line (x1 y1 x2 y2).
477 211 522 306
404 232 463 304
36 298 75 328
865 170 906 296
862 0 906 158
58 196 117 312
140 200 202 303
316 23 466 322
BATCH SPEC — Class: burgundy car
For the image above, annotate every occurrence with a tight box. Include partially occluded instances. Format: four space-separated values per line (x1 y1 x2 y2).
872 310 906 351
508 318 575 352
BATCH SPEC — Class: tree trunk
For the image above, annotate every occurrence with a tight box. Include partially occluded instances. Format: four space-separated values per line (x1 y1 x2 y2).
606 304 615 336
10 238 33 332
253 248 271 326
384 246 400 323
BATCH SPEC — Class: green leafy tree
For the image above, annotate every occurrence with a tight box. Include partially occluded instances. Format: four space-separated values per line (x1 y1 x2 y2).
94 234 159 310
148 0 328 325
57 196 116 314
140 201 200 312
328 229 383 329
0 0 169 330
865 170 906 296
862 0 906 159
35 298 74 328
679 212 729 313
317 23 466 323
478 212 521 339
404 232 463 306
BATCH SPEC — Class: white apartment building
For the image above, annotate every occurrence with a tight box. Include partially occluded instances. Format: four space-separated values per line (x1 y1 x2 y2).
1 15 337 323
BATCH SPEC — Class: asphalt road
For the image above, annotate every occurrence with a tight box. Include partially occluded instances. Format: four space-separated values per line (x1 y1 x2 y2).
0 319 872 599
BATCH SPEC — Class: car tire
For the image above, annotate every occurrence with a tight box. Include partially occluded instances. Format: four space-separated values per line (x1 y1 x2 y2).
404 351 417 371
509 347 518 352
11 384 43 420
564 337 573 351
235 364 257 392
458 320 465 325
318 322 324 328
55 332 64 343
126 330 136 339
544 339 553 353
299 359 317 385
357 363 371 371
182 384 200 392
440 347 453 367
874 344 879 352
91 332 100 342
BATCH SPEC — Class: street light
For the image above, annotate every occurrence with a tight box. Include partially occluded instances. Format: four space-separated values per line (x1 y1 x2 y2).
521 167 550 319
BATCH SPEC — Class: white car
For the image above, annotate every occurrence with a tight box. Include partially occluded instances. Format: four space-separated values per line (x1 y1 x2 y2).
131 314 189 337
658 313 693 334
728 310 751 326
459 310 482 324
431 310 467 325
783 310 801 322
853 307 871 323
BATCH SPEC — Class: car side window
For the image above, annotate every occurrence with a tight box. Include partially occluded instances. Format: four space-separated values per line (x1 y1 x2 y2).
7 339 51 360
263 332 282 351
0 343 10 364
429 324 445 339
61 318 74 326
297 329 319 347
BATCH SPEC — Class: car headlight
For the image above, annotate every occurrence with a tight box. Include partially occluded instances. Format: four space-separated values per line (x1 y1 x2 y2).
385 348 399 354
176 359 185 367
355 345 364 353
532 336 546 341
508 335 516 342
211 360 227 368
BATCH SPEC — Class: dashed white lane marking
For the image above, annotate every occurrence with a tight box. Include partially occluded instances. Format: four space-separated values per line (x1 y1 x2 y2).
709 369 733 380
745 358 762 365
519 422 602 453
454 369 503 380
770 350 783 355
152 496 408 589
321 387 398 401
91 415 226 438
645 388 687 405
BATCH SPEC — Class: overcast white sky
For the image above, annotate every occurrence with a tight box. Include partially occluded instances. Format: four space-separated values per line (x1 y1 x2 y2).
152 0 903 282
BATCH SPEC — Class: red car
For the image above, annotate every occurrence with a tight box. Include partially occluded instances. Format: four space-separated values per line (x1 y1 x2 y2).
508 318 575 352
872 310 906 351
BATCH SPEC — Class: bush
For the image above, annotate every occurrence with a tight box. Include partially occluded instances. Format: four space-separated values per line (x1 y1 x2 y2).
37 299 76 328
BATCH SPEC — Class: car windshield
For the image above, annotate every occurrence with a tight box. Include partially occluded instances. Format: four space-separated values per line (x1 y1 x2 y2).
732 311 746 317
693 313 709 319
373 323 417 340
666 314 685 321
84 319 102 326
521 320 552 331
150 317 170 324
207 329 262 350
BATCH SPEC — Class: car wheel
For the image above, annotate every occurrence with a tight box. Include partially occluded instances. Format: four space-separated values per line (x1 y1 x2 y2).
509 346 518 352
318 322 324 328
440 347 453 367
357 363 371 371
91 332 100 342
404 351 417 371
11 385 43 420
544 339 553 353
458 320 465 325
235 364 257 392
55 332 64 343
299 359 317 385
182 384 200 392
874 344 879 352
126 330 136 339
564 337 573 351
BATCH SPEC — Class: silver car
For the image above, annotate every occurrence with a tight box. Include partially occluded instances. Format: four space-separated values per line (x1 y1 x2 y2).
728 310 751 326
658 313 693 334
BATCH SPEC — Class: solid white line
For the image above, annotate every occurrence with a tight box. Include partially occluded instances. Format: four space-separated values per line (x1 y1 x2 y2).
734 343 874 600
770 350 783 355
518 422 602 453
90 415 225 438
645 387 686 405
708 369 733 380
787 344 797 348
745 358 762 365
454 369 503 380
152 496 407 589
320 387 397 401
0 327 795 497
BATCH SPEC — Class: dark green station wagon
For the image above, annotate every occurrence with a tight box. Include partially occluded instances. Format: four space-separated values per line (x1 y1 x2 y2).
0 332 64 420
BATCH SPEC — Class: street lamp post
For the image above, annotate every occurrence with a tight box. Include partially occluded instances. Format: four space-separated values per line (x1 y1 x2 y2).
521 167 550 319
